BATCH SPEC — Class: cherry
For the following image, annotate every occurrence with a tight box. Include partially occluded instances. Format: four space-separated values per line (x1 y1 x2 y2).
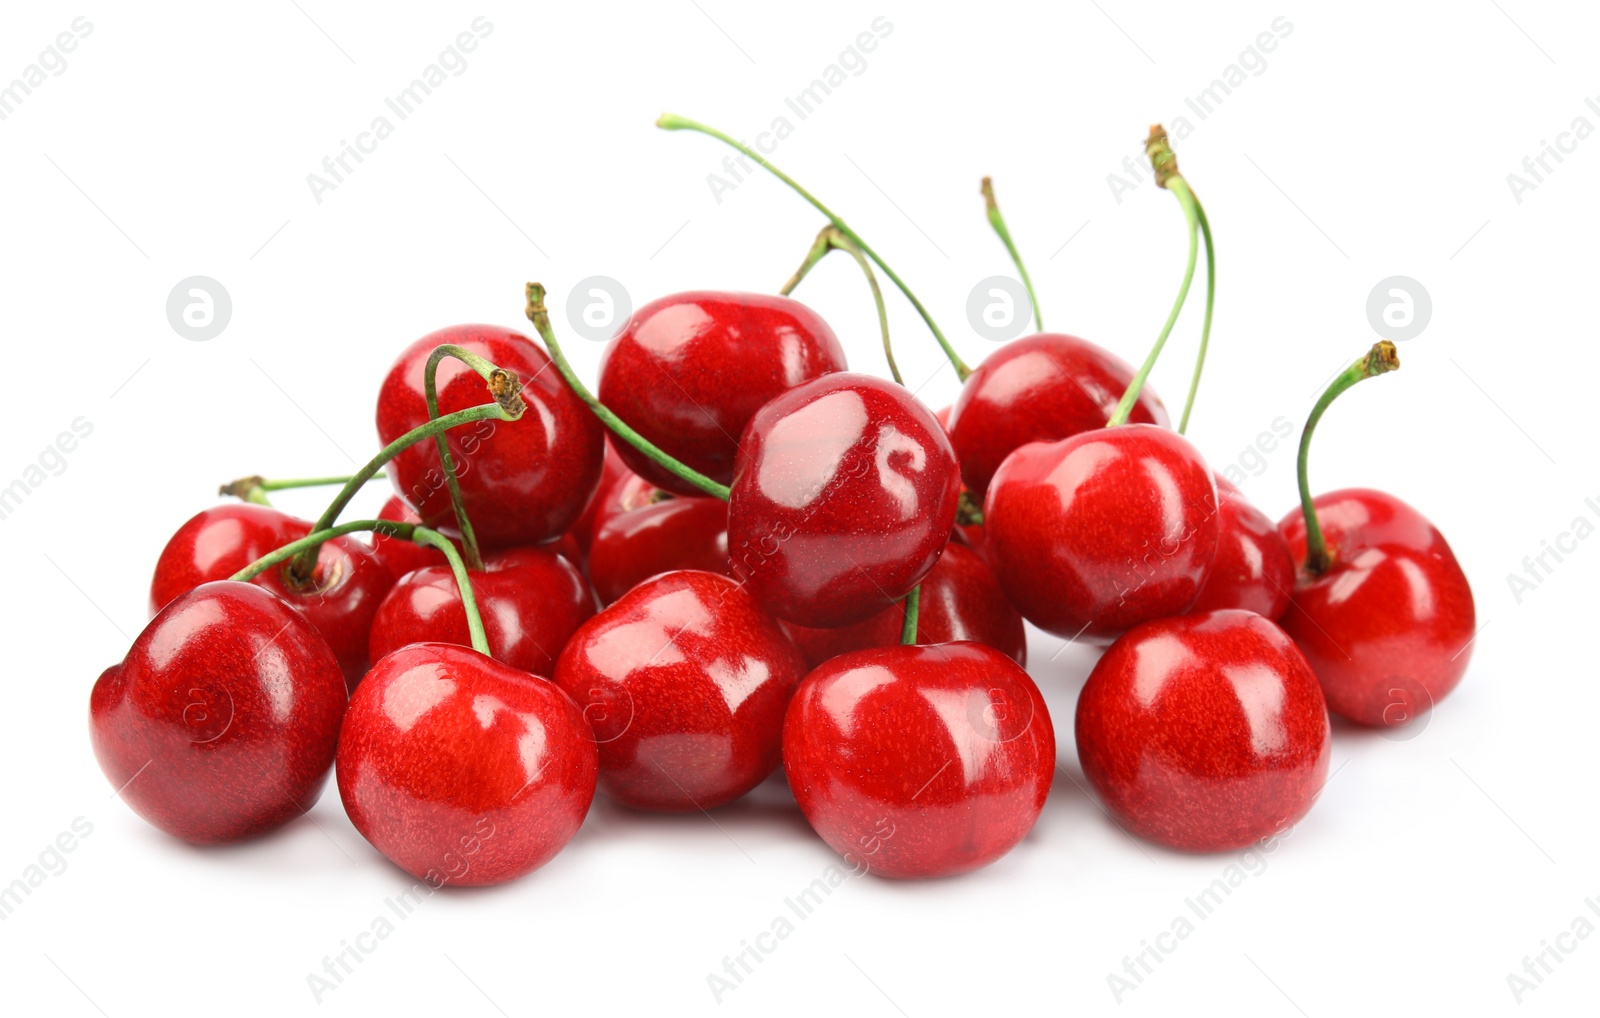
149 504 392 688
1277 341 1475 728
587 495 729 605
552 570 806 812
984 424 1219 643
567 441 633 558
369 495 456 582
90 581 347 844
1279 488 1474 727
782 542 1025 669
376 324 605 549
783 642 1055 878
1075 609 1330 852
727 372 962 628
1188 476 1294 621
947 334 1169 496
368 546 594 678
597 292 847 496
337 642 597 885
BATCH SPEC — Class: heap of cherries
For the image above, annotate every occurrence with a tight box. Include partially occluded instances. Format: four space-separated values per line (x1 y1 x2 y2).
90 120 1475 884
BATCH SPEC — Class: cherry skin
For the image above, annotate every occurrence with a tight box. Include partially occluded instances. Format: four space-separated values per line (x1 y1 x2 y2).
1278 488 1475 727
782 542 1025 670
149 503 392 688
946 334 1169 496
587 495 729 605
367 546 595 678
370 495 457 582
984 423 1219 643
1188 477 1294 621
89 581 347 844
337 643 597 886
1075 610 1331 852
567 442 632 559
598 291 848 496
783 642 1055 879
376 324 606 548
551 570 807 812
727 372 962 629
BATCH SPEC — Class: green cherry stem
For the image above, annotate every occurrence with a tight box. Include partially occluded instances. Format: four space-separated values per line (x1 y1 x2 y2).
1178 199 1216 434
424 344 514 571
1107 126 1200 428
781 225 901 385
900 585 921 646
657 113 971 381
291 391 525 579
981 177 1042 330
231 520 492 656
1296 341 1401 576
219 474 372 506
524 282 731 502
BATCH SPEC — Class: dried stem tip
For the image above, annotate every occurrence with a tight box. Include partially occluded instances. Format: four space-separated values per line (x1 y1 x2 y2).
1146 124 1180 189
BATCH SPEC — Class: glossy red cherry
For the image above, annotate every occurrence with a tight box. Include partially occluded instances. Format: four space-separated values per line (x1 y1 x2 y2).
368 546 594 678
984 423 1218 643
1278 488 1475 727
150 504 392 687
598 292 847 496
1188 477 1294 621
552 570 806 812
337 643 597 885
782 542 1025 669
376 324 605 548
567 442 632 558
727 372 961 628
783 642 1054 878
946 334 1169 496
370 495 453 582
1075 609 1331 852
90 581 347 844
587 495 729 605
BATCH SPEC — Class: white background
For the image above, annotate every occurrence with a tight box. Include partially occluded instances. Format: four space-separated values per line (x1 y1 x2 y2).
1 1 1595 1014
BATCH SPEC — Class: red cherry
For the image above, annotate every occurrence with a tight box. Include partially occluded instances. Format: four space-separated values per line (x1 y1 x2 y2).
1278 488 1475 727
367 546 595 678
370 495 457 582
587 495 729 605
337 643 597 885
567 442 633 557
150 504 392 687
984 424 1219 643
728 372 961 628
588 471 664 538
376 324 605 548
90 582 347 844
553 570 806 812
783 642 1055 878
946 334 1169 496
1188 477 1294 621
598 292 847 495
782 542 1025 669
1075 610 1331 852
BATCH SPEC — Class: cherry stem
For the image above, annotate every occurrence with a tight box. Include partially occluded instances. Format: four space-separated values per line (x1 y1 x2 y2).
1179 199 1215 434
230 520 492 656
1108 126 1199 428
657 113 971 381
425 344 512 571
219 474 371 506
981 177 1042 330
523 282 731 501
1297 341 1401 575
956 490 985 527
781 225 901 385
291 397 524 580
900 585 921 646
